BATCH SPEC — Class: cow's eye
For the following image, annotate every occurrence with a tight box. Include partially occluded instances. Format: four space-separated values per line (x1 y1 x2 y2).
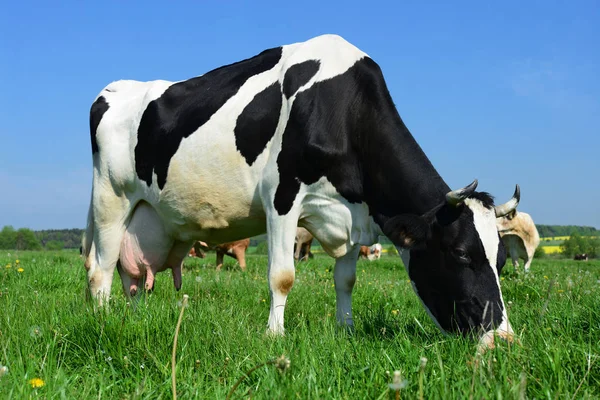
452 249 471 264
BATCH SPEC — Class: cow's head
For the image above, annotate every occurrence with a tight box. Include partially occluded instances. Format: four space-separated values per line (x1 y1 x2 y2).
383 180 519 343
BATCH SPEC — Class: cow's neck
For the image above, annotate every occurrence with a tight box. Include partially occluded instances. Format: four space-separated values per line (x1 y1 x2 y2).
360 114 450 223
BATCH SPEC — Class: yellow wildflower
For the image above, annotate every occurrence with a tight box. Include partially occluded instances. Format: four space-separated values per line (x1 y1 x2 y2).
391 309 399 316
17 268 24 273
5 264 11 269
28 378 45 388
15 260 19 264
544 276 548 280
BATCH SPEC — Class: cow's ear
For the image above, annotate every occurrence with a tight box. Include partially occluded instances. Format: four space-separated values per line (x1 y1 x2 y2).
383 214 431 249
506 209 517 220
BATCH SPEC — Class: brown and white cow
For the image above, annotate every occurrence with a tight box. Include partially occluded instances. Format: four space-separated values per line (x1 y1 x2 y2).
191 239 250 271
358 243 382 261
496 210 540 272
294 227 314 261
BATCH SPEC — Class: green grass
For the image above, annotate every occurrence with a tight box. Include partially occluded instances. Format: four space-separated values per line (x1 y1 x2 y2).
0 251 599 399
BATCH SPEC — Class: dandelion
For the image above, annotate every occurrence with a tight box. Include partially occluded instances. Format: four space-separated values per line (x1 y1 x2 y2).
544 275 548 280
501 277 505 281
388 370 408 399
28 378 45 388
5 264 11 269
0 365 7 377
15 260 19 265
391 309 399 316
557 290 564 293
29 326 42 338
17 268 24 273
419 357 428 400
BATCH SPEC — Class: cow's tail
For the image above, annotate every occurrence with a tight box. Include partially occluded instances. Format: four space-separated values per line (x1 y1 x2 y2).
81 193 94 265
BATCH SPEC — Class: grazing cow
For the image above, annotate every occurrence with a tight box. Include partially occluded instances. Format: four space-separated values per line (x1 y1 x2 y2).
574 254 588 261
189 241 206 258
82 34 520 348
194 239 250 271
358 243 382 261
294 227 314 261
496 210 540 272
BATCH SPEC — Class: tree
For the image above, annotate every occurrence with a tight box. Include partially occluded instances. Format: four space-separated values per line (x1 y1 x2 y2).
0 226 17 249
534 246 546 259
254 241 269 255
14 228 43 250
560 232 593 258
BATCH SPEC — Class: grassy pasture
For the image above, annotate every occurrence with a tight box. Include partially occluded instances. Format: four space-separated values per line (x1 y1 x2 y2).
0 251 599 399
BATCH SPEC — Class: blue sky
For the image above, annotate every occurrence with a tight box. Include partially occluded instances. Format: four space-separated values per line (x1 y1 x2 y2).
1 1 598 230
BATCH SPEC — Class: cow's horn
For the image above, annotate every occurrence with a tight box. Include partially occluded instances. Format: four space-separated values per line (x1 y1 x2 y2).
446 179 478 206
494 184 520 217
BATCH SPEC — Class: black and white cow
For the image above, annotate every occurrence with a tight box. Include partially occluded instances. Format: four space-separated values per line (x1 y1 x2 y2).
82 34 520 348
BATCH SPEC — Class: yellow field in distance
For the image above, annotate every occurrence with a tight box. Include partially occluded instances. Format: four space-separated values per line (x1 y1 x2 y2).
540 245 562 254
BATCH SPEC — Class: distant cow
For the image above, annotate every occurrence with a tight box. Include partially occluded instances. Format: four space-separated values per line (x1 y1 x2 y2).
192 239 250 271
496 210 540 272
574 254 588 261
294 227 314 261
189 242 207 258
358 243 382 261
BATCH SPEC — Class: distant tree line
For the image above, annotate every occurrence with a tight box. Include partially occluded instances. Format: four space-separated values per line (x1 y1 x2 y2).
1 224 599 252
0 226 84 250
35 228 84 249
0 226 43 250
536 225 600 238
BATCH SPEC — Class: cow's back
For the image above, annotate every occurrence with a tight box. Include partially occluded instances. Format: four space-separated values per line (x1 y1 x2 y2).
91 35 371 245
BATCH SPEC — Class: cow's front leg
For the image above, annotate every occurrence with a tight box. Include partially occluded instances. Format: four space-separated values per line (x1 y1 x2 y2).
266 213 299 335
334 247 360 328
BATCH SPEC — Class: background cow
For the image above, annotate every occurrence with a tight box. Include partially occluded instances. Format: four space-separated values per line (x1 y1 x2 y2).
358 243 382 261
574 253 588 261
496 210 540 272
83 34 520 349
294 227 314 261
189 242 207 258
192 239 250 271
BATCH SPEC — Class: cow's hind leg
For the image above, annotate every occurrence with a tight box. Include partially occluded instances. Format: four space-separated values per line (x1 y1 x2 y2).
266 212 299 335
334 247 360 330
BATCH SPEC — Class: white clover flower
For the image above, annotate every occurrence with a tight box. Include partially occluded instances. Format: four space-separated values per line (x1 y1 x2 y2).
29 326 42 338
